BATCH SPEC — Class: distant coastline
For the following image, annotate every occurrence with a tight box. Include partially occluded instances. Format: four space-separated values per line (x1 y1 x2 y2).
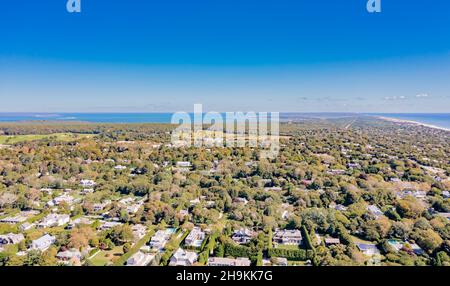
0 113 450 132
377 116 450 132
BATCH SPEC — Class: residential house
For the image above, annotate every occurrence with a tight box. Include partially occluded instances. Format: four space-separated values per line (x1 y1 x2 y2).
169 248 198 266
184 227 205 248
0 214 28 224
205 201 215 208
93 201 111 212
356 243 380 256
234 197 248 205
367 205 383 218
149 229 174 251
0 233 25 245
19 222 35 231
438 212 450 221
335 204 348 211
81 189 94 194
47 194 74 207
56 249 82 263
126 204 142 214
190 198 201 206
176 161 192 168
119 197 135 205
232 228 256 245
409 243 424 255
38 214 70 228
80 179 96 187
273 229 302 246
131 224 148 241
264 187 282 192
324 237 341 246
327 169 346 175
98 221 123 231
67 217 93 229
31 234 56 252
126 251 155 266
398 190 427 200
208 257 251 266
347 163 361 169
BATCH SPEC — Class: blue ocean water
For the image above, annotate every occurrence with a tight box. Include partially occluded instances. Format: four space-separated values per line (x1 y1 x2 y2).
0 113 174 123
368 113 450 129
0 113 449 129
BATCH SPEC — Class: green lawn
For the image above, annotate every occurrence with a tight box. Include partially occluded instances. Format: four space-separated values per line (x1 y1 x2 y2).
350 235 376 244
90 246 124 266
0 133 95 144
275 244 302 250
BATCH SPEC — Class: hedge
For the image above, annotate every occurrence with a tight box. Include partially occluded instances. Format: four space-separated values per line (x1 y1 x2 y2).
267 248 314 261
224 242 256 258
301 225 314 250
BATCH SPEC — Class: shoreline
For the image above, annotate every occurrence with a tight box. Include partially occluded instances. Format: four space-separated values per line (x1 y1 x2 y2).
377 116 450 132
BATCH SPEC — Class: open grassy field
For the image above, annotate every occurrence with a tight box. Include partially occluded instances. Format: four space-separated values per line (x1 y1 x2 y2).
90 246 124 266
0 133 95 144
350 235 377 244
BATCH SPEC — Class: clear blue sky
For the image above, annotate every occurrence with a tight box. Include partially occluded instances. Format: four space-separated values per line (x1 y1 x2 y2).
0 0 449 113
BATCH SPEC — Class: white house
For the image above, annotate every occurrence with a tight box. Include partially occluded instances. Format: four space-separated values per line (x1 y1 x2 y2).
357 243 380 256
31 234 56 252
126 251 154 266
67 217 93 229
47 194 74 207
273 229 302 246
176 161 192 168
98 221 123 231
169 248 198 266
184 227 205 248
80 179 96 187
19 222 35 231
0 233 25 245
0 214 28 224
264 187 282 192
367 205 383 218
38 214 70 228
126 204 142 214
149 229 174 251
81 189 95 194
93 201 111 212
131 224 148 241
234 197 248 205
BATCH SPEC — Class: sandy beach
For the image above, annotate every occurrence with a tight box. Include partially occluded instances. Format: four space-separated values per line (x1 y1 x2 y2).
377 116 450 132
